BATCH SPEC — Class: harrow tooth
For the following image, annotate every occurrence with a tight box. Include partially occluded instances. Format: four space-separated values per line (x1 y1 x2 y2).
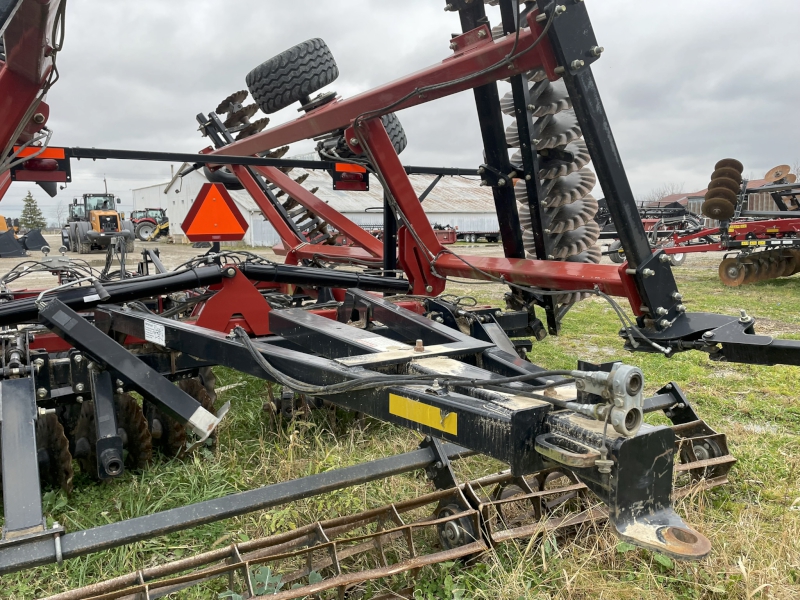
234 117 270 140
36 412 74 494
511 138 591 180
293 172 309 185
504 109 581 149
215 90 248 115
714 158 744 173
222 103 258 127
550 220 601 260
544 194 599 234
500 79 571 117
262 145 290 159
538 167 596 209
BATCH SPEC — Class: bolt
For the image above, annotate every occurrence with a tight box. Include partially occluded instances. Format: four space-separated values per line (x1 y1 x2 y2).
665 383 673 390
425 285 433 293
575 379 585 390
414 339 425 353
671 292 683 301
571 59 585 70
37 388 47 399
75 383 84 392
544 229 551 234
74 354 83 363
224 267 236 277
477 166 485 175
536 13 548 23
656 307 668 316
495 311 502 317
739 309 752 323
434 461 443 469
676 304 686 313
498 179 506 186
642 269 655 277
658 319 670 328
116 387 124 394
435 316 444 323
116 379 124 387
76 396 84 403
590 46 605 57
703 331 714 340
33 113 45 124
554 66 566 75
532 139 541 146
38 407 55 416
527 104 536 112
507 63 514 70
555 5 567 16
449 42 458 50
349 137 359 146
477 30 487 39
525 174 532 181
479 180 489 186
595 458 614 474
659 253 671 263
444 3 454 10
547 254 555 260
33 358 44 368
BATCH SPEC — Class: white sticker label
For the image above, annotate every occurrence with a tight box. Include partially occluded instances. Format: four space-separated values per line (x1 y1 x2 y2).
83 294 101 303
144 320 166 346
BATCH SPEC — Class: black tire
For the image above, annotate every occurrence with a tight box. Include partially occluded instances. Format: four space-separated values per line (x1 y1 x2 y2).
608 240 625 264
246 38 339 114
126 238 135 253
135 221 156 242
203 165 243 191
381 113 407 155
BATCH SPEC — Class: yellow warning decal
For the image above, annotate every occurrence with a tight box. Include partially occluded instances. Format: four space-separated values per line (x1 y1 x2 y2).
389 394 457 435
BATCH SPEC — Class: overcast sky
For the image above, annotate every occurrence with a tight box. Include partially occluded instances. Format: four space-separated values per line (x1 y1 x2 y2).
4 0 799 221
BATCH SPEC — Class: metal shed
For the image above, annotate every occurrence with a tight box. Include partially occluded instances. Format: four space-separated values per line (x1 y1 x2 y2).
132 161 497 247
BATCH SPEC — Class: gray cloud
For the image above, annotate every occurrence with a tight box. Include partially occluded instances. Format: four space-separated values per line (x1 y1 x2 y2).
4 0 799 221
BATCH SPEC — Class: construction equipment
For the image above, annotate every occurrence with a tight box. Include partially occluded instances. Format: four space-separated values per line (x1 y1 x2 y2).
62 193 134 254
130 207 169 241
1 1 799 597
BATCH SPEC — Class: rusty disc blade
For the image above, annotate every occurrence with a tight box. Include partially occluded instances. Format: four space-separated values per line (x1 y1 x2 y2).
718 257 745 286
711 166 743 183
223 103 258 127
702 197 735 221
765 164 792 182
708 177 741 194
714 158 743 173
215 90 248 114
704 187 737 204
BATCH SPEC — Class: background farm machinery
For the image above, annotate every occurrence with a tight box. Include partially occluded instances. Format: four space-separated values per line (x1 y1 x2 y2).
0 0 799 597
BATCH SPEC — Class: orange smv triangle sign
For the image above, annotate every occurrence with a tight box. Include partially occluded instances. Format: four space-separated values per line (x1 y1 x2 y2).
182 183 249 241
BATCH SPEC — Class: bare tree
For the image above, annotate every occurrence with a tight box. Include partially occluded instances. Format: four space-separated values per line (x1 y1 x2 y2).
792 159 800 179
54 199 67 228
636 182 685 206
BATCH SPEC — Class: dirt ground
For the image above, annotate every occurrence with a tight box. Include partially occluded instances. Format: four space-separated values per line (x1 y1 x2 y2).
1 234 727 292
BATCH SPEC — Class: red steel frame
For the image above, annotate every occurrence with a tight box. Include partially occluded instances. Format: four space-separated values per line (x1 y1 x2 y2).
659 218 800 255
204 11 645 313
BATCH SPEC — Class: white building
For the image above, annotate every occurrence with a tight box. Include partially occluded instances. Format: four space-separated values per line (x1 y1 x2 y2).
132 160 499 247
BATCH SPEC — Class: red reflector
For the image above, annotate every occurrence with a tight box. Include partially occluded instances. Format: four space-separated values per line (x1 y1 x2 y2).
22 158 59 171
339 172 364 181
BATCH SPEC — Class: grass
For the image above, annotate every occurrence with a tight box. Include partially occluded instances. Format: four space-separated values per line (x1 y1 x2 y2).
2 260 800 599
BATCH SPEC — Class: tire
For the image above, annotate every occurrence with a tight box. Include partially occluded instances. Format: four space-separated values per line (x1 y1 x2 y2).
470 234 477 243
126 238 135 253
669 253 686 267
76 223 91 254
246 38 339 114
203 165 243 191
381 113 407 155
78 241 91 254
135 221 156 242
608 240 625 263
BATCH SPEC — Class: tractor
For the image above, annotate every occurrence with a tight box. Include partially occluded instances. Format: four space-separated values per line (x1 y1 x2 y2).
131 207 169 241
61 193 135 254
